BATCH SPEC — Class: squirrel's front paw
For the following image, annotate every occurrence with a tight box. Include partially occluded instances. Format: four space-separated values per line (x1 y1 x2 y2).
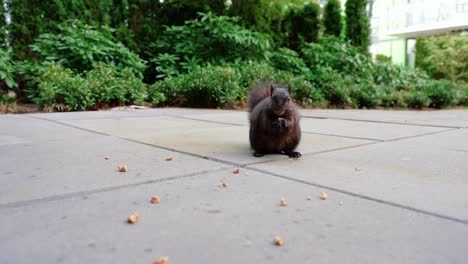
280 119 288 129
272 120 282 128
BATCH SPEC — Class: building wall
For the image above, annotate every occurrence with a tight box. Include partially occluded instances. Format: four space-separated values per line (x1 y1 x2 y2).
369 0 468 66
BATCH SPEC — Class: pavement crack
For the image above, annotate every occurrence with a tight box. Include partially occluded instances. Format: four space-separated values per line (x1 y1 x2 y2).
24 114 243 167
245 166 468 225
302 131 383 142
384 127 459 142
0 167 227 210
166 114 246 127
301 115 463 129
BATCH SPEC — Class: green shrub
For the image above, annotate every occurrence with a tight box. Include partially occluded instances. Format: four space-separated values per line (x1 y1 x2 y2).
30 20 146 77
380 88 408 108
309 67 352 107
350 82 383 108
301 37 373 79
371 62 425 90
415 35 467 82
269 48 310 76
406 91 431 109
86 63 148 106
0 48 17 90
152 13 271 77
375 54 391 63
150 64 242 107
236 62 323 106
33 63 93 111
149 62 323 107
421 79 456 108
31 62 148 111
458 86 468 105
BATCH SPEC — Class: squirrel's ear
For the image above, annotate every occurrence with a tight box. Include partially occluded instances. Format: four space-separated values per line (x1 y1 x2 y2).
288 85 293 96
270 85 275 96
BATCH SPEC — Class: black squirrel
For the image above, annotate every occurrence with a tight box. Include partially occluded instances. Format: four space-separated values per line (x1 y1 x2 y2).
247 83 302 158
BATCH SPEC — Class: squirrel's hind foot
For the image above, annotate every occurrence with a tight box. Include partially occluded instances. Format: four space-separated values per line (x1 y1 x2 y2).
285 151 301 159
253 151 264 157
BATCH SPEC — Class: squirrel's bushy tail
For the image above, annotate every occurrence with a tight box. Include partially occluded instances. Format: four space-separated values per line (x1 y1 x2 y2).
248 82 271 112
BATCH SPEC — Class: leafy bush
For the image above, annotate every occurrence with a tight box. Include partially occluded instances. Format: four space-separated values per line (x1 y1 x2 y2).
458 86 468 105
86 63 148 106
371 62 426 90
149 62 323 107
149 64 242 107
301 37 373 79
407 91 431 109
350 82 384 108
309 67 352 107
152 12 271 77
31 62 148 111
380 87 408 108
269 48 310 76
420 79 456 108
415 35 467 82
375 54 392 63
0 48 17 90
33 63 93 111
30 20 146 76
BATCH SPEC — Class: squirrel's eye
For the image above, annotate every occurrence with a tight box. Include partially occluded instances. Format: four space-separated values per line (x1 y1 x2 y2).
287 97 291 101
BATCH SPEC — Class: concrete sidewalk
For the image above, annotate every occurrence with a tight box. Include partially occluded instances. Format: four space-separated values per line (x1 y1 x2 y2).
1 108 467 263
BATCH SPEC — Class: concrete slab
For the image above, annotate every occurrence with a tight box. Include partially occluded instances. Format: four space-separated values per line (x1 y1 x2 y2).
301 109 468 128
61 116 375 165
0 116 227 205
301 118 449 141
131 110 449 141
172 111 249 126
0 115 96 144
27 108 232 121
250 128 468 221
1 169 467 264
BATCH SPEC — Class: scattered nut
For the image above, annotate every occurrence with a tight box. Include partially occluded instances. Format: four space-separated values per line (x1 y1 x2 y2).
104 156 110 160
150 196 160 204
273 236 284 246
127 213 139 224
339 201 344 206
153 256 169 264
354 167 361 171
306 196 312 200
118 165 128 172
319 192 328 200
232 168 240 174
165 156 173 161
219 180 228 188
280 197 287 206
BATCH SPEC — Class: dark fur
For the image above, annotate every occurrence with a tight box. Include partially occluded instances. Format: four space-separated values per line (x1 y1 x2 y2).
248 82 301 158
